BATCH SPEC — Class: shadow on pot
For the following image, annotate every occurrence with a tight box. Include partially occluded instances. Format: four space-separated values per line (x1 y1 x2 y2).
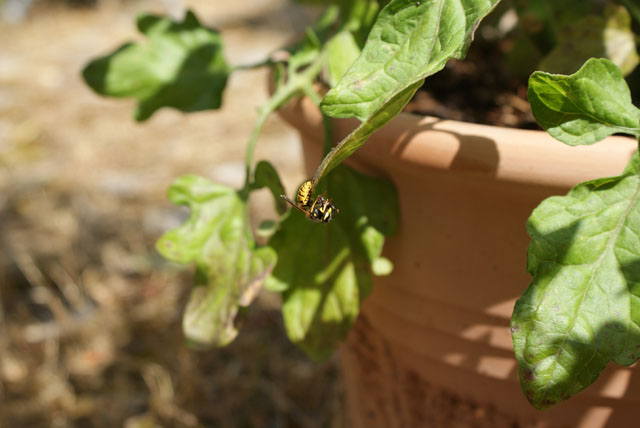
391 118 500 177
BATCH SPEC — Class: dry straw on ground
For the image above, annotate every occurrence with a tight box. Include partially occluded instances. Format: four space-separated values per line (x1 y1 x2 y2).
0 1 342 426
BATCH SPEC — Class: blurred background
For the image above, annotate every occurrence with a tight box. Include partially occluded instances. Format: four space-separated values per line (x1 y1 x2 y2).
0 1 344 427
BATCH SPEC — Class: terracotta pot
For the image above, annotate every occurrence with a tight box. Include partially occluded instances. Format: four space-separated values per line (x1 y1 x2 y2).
278 96 639 427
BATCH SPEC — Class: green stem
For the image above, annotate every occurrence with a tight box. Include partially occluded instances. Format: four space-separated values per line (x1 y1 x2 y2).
243 106 271 194
241 52 326 197
231 57 276 72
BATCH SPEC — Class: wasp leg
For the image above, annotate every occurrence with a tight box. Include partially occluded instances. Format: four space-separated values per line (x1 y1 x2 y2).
309 195 321 212
323 207 333 222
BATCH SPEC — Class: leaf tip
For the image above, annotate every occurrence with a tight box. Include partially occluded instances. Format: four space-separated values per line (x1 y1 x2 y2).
372 257 393 276
133 105 153 122
183 9 200 26
136 13 158 34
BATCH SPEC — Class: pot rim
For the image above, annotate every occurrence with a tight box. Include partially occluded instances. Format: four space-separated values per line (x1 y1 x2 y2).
278 95 637 188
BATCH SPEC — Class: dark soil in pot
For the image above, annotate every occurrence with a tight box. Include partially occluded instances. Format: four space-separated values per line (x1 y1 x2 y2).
404 38 538 129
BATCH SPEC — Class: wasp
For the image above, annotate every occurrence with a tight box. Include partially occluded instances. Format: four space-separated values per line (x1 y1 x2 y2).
280 180 339 223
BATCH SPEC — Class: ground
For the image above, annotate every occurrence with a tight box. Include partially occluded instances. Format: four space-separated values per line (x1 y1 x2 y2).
0 1 343 427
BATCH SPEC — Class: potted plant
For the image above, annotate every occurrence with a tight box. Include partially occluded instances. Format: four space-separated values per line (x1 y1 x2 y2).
82 0 640 425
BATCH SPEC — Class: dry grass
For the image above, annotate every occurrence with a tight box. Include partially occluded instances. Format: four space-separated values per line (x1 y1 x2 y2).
0 1 342 427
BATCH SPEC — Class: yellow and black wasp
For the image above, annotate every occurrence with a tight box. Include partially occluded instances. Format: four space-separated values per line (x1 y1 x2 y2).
280 180 339 223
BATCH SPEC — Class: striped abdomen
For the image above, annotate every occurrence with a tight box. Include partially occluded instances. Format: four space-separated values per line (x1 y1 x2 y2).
296 180 313 208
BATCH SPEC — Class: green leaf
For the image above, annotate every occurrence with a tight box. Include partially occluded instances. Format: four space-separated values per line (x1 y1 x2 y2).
260 7 336 115
511 152 640 409
338 0 380 47
267 166 397 359
82 10 229 121
327 30 363 87
326 0 380 87
321 0 500 121
529 58 640 146
313 79 423 184
251 160 287 215
257 220 279 240
157 175 276 347
283 6 339 73
538 5 639 76
313 0 499 184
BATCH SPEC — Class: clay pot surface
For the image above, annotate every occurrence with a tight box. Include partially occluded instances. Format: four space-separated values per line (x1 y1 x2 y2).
279 96 639 428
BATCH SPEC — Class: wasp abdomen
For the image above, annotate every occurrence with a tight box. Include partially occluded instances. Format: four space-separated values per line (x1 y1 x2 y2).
296 180 313 208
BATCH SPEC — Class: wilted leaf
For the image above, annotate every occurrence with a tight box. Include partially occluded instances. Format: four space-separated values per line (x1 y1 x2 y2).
83 11 229 121
529 58 640 146
266 166 397 359
539 5 639 76
157 175 276 347
511 152 640 409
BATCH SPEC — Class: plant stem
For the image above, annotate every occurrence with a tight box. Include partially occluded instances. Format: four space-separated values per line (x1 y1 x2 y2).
243 105 270 194
231 58 274 72
241 53 326 197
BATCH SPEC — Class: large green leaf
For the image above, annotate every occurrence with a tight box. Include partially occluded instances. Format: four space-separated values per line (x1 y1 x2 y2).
266 166 397 359
82 11 229 121
157 175 276 348
313 0 499 184
321 0 500 121
511 153 640 409
529 58 640 146
538 5 639 76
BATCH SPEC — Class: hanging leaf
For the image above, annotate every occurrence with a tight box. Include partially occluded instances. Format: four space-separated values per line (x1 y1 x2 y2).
157 175 276 347
83 11 229 121
314 0 500 184
266 166 397 359
321 0 500 121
